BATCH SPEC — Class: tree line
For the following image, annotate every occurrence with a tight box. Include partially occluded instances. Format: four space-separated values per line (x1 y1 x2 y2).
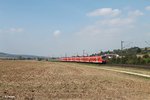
109 47 150 65
91 47 150 65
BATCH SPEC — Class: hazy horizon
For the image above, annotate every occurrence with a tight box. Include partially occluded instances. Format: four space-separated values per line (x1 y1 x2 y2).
0 0 150 57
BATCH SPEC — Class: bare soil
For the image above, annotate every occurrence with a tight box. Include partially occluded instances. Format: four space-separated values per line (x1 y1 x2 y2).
0 60 150 100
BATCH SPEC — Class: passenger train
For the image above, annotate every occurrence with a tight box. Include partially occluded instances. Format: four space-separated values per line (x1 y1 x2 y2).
60 56 106 64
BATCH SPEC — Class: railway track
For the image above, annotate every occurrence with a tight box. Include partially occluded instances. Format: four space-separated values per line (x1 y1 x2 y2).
104 64 150 69
95 67 150 78
73 62 150 78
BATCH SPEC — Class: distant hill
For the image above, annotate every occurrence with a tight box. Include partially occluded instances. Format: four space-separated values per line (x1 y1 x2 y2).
0 52 45 59
0 52 16 58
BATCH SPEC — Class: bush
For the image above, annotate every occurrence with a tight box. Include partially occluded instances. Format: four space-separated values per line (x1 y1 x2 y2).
108 54 150 65
143 54 149 58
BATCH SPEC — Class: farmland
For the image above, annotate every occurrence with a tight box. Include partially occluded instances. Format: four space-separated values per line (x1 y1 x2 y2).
0 60 150 100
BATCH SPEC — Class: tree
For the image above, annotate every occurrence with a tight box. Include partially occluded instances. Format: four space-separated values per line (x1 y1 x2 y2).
143 54 149 58
137 48 142 53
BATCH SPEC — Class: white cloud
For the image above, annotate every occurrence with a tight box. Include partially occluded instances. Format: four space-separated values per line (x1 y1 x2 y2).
128 10 144 17
77 25 102 36
74 22 124 52
75 9 141 49
100 18 135 27
145 6 150 11
87 8 121 17
77 16 135 37
9 28 24 33
0 28 24 33
53 30 61 37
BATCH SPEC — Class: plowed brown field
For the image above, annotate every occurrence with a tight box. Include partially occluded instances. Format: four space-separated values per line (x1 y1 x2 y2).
0 60 150 100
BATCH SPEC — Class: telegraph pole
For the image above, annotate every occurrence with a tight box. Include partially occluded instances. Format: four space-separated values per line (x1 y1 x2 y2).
76 52 79 57
65 53 67 57
121 41 124 51
83 50 85 57
121 41 124 64
99 50 101 56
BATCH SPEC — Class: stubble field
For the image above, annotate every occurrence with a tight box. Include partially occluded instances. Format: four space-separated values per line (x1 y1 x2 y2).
0 60 150 100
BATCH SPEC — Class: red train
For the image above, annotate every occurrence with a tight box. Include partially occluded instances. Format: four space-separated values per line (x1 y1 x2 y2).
60 56 106 64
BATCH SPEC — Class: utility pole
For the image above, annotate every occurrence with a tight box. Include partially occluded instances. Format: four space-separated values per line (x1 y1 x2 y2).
121 41 124 51
99 50 101 56
65 53 67 57
121 41 124 64
76 52 79 57
83 50 85 57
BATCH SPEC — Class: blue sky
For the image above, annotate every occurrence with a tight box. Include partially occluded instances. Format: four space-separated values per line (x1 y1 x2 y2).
0 0 150 56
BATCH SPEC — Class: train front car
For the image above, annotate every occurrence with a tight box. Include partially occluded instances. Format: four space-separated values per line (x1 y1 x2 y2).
99 56 106 64
88 56 106 64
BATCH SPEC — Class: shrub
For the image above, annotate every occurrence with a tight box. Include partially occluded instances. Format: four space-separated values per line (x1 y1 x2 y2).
143 54 149 58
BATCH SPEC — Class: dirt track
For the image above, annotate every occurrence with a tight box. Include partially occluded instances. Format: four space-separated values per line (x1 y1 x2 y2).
0 60 150 100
